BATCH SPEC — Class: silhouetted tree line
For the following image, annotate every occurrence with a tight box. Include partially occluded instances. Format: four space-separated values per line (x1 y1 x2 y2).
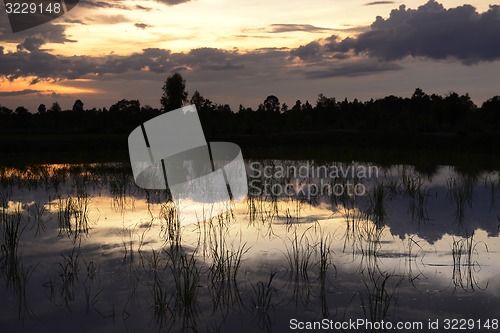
1 75 499 137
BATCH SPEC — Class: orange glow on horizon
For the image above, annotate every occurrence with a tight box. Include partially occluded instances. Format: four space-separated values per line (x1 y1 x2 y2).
0 77 100 96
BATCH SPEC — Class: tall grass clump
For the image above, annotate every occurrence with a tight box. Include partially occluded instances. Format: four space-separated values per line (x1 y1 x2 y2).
315 225 334 284
0 204 25 289
110 174 135 212
57 193 91 240
1 204 23 260
451 234 488 291
0 202 37 321
314 224 335 318
447 174 476 226
357 221 386 275
165 246 201 330
208 217 248 313
145 249 172 328
405 236 425 283
159 202 181 248
368 183 388 227
284 227 314 279
28 202 48 236
360 272 400 324
250 271 277 332
283 227 314 308
56 245 82 308
340 206 365 253
340 205 385 274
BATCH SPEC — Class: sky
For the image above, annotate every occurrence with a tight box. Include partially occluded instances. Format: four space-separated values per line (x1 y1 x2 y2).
0 0 499 112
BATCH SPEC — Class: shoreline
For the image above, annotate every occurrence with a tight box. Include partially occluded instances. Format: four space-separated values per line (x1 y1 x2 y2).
1 131 499 170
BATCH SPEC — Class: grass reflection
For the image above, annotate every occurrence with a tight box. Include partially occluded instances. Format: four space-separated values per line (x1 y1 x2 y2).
57 193 92 241
451 234 489 291
0 202 36 321
0 162 499 332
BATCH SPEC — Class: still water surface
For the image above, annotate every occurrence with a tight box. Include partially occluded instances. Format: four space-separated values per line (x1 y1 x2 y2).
0 162 499 332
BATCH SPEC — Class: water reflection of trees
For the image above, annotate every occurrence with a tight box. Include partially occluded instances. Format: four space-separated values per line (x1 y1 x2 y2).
0 163 499 331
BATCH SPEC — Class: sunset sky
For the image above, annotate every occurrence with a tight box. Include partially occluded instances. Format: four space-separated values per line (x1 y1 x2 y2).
0 0 499 112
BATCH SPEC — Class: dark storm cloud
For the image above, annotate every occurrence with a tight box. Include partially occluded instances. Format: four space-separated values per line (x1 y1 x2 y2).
0 89 40 97
235 35 274 39
100 48 176 74
290 36 348 63
181 48 245 70
289 41 322 62
0 47 250 81
364 1 395 6
241 24 333 35
333 26 370 33
301 61 403 79
0 48 87 80
135 23 151 30
62 18 87 25
1 40 406 82
154 0 191 6
135 5 153 11
323 35 340 52
328 1 500 64
268 24 333 33
0 14 75 45
78 0 130 10
89 14 131 23
288 36 403 78
69 0 154 10
18 37 46 52
0 9 75 51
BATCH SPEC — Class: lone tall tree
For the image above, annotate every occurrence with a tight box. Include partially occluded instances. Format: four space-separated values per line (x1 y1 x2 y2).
72 99 84 112
161 73 188 112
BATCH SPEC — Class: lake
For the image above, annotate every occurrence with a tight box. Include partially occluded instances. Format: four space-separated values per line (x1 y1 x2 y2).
0 161 499 332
